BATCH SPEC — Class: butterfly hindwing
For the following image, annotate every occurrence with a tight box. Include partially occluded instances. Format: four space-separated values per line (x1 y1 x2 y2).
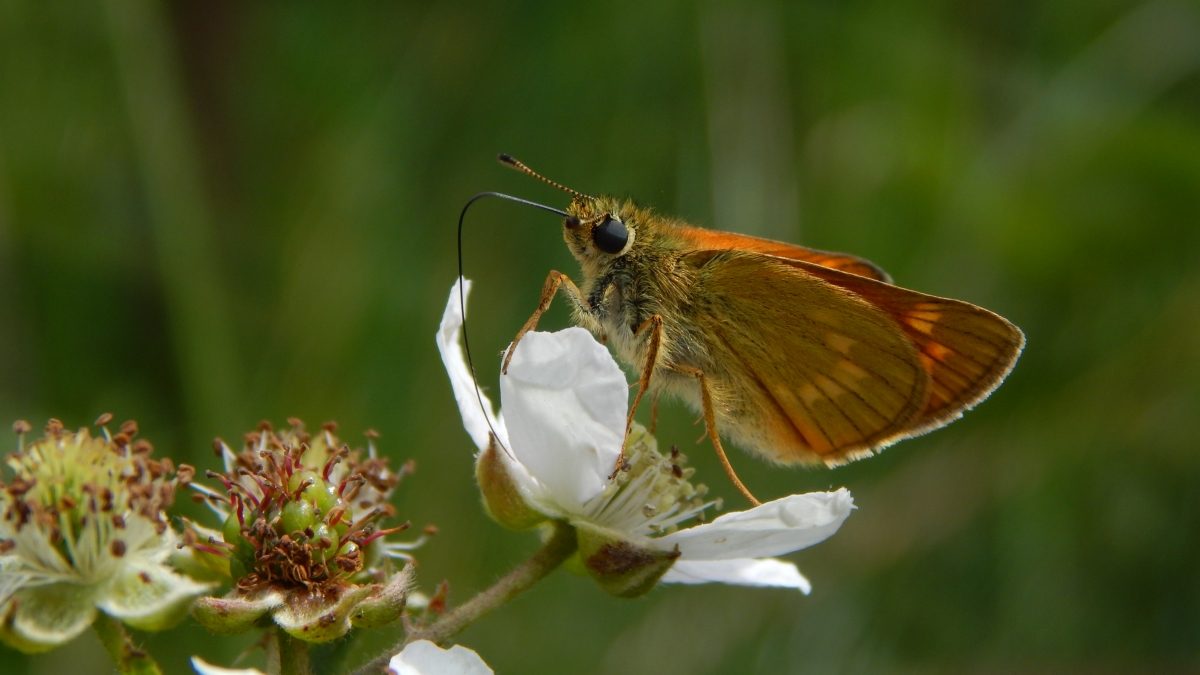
682 250 927 465
770 256 1025 433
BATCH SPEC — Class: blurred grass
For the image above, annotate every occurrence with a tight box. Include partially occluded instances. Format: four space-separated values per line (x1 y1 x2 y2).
1 0 1198 672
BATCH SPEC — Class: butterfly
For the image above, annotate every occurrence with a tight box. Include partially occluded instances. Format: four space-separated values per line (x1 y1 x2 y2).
467 155 1024 503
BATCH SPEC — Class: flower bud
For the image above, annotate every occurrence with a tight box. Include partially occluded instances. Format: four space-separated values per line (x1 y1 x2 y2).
475 435 547 531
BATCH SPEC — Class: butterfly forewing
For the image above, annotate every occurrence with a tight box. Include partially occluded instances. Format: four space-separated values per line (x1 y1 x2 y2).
673 226 893 282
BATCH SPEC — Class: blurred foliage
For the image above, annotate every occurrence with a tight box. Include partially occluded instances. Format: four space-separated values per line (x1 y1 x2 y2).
2 0 1198 672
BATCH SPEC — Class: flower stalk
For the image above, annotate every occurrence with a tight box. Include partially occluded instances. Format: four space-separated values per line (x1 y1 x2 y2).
267 629 312 675
92 613 163 675
354 521 577 674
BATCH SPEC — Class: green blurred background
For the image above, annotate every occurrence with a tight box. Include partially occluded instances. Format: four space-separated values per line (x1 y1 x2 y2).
2 1 1198 672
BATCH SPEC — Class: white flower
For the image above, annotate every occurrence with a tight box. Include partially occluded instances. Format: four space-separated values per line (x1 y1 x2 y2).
0 418 213 653
191 656 265 675
436 280 854 594
389 640 493 675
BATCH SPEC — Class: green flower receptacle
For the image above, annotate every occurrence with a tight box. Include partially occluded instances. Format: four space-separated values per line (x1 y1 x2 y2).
575 523 679 598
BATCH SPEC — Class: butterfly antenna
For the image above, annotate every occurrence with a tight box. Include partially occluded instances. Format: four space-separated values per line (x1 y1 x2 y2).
498 154 595 202
456 191 569 455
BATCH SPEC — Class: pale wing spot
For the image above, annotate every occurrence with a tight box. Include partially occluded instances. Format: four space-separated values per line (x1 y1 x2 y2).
918 353 935 372
813 374 858 427
908 310 943 323
798 382 823 407
830 358 900 414
823 332 857 355
814 373 847 400
835 358 871 381
807 308 843 328
925 342 953 361
906 317 936 335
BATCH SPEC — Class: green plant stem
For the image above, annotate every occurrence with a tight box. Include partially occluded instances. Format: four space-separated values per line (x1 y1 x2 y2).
352 521 578 674
266 629 311 675
93 614 163 675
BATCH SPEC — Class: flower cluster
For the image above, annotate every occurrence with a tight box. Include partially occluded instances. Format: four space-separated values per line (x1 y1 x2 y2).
0 416 211 653
186 420 417 643
2 279 863 674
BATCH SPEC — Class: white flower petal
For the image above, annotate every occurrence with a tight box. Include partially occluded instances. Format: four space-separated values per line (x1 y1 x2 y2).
389 639 494 675
662 559 811 593
500 327 627 507
3 583 98 651
437 279 508 451
191 656 265 675
98 560 214 630
661 489 854 560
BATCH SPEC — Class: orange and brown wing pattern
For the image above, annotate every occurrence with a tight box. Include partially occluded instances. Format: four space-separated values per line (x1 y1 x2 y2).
674 225 893 282
774 258 1025 433
684 250 927 465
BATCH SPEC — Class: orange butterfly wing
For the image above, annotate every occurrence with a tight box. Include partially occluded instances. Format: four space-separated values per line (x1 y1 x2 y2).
680 249 1023 466
682 250 924 465
776 258 1025 432
674 225 893 282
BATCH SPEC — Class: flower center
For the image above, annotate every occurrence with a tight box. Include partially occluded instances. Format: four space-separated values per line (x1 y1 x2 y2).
191 420 414 594
1 417 181 581
583 425 720 538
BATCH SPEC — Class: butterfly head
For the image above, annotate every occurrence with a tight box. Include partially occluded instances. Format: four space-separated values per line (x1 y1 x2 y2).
497 154 640 266
562 197 637 262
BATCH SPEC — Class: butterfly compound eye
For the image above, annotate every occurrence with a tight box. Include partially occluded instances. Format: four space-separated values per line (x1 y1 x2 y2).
592 215 628 254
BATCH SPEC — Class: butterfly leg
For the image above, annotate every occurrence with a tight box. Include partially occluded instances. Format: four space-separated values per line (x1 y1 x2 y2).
626 314 663 438
502 270 587 374
608 314 664 479
671 364 761 506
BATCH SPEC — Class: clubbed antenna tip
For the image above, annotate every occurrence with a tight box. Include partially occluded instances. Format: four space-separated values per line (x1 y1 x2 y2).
494 154 593 202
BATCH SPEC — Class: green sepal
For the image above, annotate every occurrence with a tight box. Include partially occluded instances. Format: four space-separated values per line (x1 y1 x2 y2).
350 567 412 629
191 591 281 635
273 584 374 643
575 523 679 598
475 436 547 531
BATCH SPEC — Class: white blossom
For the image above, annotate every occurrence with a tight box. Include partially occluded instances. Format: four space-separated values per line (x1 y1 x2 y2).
0 419 212 653
437 280 854 592
389 640 493 675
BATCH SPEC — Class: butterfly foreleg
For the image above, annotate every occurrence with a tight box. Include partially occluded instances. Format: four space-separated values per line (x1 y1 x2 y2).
669 364 761 507
626 314 663 438
608 314 664 479
502 270 587 374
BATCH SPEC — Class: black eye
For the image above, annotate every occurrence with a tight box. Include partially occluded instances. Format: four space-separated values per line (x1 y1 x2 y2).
592 216 628 254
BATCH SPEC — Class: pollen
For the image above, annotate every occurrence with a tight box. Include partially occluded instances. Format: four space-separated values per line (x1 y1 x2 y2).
2 417 180 572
